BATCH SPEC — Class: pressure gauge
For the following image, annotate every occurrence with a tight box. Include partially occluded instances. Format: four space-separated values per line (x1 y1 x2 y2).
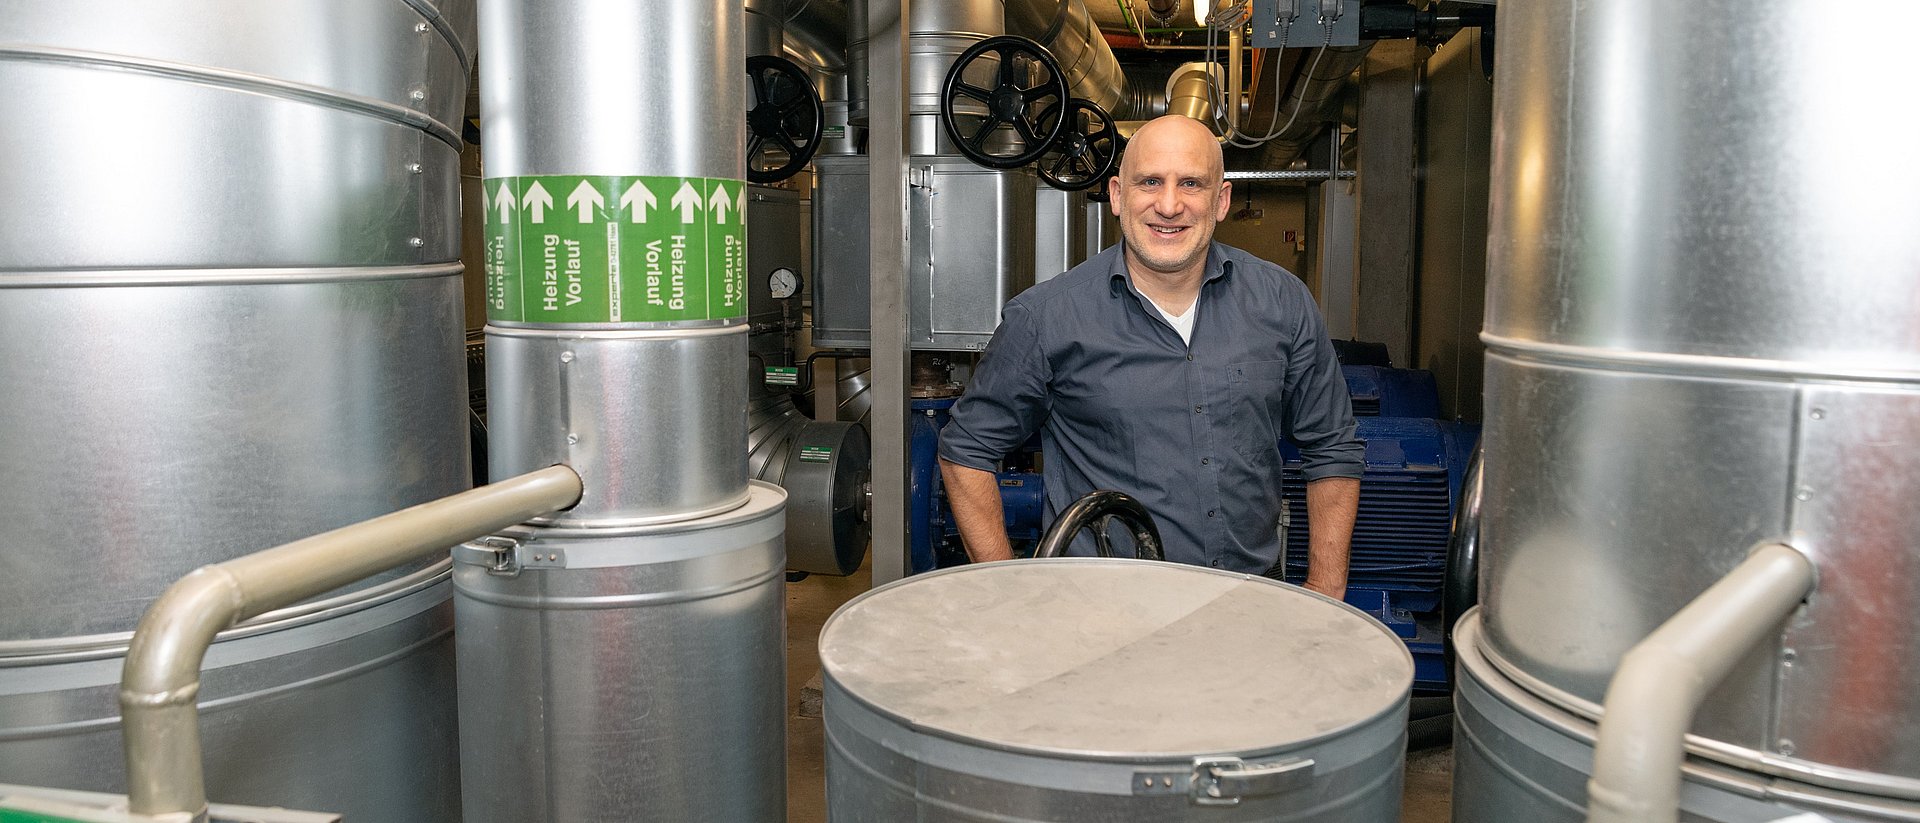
768 267 800 299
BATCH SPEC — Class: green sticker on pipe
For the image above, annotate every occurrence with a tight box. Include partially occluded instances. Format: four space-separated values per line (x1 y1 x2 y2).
798 445 834 463
483 174 747 323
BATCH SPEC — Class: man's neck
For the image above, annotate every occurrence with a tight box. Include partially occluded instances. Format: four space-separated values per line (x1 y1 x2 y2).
1124 251 1207 316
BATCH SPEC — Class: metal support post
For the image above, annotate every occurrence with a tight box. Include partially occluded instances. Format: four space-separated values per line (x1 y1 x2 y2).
868 0 911 585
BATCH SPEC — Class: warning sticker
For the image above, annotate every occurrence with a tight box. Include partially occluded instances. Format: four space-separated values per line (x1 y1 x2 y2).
484 174 748 323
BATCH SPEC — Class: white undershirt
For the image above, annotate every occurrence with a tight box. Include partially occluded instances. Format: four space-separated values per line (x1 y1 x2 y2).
1153 299 1198 345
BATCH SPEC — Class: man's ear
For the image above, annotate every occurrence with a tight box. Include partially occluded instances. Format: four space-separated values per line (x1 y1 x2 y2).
1215 180 1233 221
1108 176 1123 217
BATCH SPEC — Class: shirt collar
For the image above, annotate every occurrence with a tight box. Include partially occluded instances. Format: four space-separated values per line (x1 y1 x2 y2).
1106 241 1234 297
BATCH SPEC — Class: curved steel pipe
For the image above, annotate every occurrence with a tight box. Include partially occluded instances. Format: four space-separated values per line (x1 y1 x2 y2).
1033 490 1165 561
119 466 583 818
1584 543 1817 823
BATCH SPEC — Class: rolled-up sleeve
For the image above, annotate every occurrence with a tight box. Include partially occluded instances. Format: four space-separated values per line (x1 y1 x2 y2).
1282 303 1365 482
938 300 1053 471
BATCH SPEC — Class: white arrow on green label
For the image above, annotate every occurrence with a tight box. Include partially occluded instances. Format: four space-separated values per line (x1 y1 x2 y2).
671 181 703 223
495 181 516 222
483 173 747 324
620 180 656 223
523 181 552 224
708 183 734 224
566 179 604 223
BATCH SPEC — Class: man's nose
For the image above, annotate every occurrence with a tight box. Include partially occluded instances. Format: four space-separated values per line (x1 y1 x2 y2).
1152 185 1182 216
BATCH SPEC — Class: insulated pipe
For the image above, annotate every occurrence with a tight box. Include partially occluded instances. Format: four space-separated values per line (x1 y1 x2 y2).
120 465 583 819
1226 20 1242 133
1004 0 1129 117
746 0 786 56
1256 44 1372 167
480 0 750 523
1584 543 1817 823
1164 62 1222 124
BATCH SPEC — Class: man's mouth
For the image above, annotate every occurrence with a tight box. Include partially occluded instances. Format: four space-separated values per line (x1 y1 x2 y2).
1149 224 1188 236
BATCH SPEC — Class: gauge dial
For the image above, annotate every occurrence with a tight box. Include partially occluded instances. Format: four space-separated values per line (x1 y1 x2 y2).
768 267 800 299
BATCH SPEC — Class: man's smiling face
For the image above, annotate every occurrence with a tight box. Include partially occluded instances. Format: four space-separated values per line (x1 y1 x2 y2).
1109 116 1232 280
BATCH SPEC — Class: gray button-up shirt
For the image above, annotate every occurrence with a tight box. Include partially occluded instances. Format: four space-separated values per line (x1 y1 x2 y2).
939 241 1364 572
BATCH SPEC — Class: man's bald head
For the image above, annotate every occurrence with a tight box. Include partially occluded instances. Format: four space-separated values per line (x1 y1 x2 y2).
1107 115 1233 282
1119 115 1225 184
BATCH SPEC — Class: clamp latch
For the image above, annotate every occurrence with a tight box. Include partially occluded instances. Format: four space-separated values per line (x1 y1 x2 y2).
452 535 523 577
1189 755 1315 806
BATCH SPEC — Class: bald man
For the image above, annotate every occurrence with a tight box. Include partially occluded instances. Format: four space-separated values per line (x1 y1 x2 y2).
937 115 1364 597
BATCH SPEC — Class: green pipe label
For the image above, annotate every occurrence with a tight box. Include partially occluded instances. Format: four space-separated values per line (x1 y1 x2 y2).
799 445 834 463
765 366 799 386
484 174 747 323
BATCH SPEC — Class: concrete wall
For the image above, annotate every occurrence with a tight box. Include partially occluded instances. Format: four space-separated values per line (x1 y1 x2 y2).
1210 182 1313 282
1413 29 1493 421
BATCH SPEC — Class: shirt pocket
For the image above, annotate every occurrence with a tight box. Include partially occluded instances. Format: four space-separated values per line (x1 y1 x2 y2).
1225 359 1288 462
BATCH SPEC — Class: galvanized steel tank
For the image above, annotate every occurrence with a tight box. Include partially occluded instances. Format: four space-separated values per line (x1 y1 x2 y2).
1465 0 1920 814
0 570 461 821
821 560 1413 821
454 482 789 822
0 1 472 818
1451 613 1919 823
466 0 789 819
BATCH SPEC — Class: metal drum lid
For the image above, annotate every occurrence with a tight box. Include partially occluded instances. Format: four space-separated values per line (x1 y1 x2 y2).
820 559 1413 759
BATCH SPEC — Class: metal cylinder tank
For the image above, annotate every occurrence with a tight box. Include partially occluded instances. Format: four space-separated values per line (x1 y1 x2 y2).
821 560 1413 821
0 569 460 821
1466 0 1920 813
471 0 789 820
0 1 473 819
478 0 750 516
486 326 750 525
1451 613 1920 823
453 481 789 822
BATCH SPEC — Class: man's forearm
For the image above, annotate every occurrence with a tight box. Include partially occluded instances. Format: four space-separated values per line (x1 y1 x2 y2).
1303 476 1359 599
939 457 1015 562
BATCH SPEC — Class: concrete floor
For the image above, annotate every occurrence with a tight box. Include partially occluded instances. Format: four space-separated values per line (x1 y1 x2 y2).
782 561 1455 822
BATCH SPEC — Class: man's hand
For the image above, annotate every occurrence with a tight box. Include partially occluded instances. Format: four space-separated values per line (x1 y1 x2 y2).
939 458 1016 562
1302 476 1360 601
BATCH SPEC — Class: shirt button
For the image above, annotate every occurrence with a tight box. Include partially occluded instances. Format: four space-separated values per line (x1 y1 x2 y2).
1210 559 1221 568
1201 457 1211 465
1193 405 1203 414
1186 353 1194 361
1207 510 1216 517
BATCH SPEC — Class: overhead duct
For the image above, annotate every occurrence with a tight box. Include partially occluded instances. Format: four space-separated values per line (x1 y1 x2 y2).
1255 44 1371 167
746 0 786 56
468 0 790 820
1004 0 1130 118
785 0 850 75
849 0 1131 131
0 2 473 820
